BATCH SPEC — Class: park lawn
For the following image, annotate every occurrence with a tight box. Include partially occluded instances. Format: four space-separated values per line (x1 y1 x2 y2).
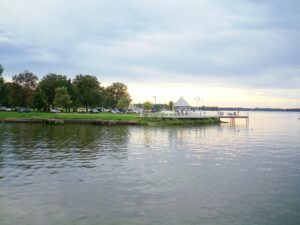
0 112 220 126
0 112 140 121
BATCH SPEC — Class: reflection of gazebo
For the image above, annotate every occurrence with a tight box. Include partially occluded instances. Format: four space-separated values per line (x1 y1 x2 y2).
173 96 191 112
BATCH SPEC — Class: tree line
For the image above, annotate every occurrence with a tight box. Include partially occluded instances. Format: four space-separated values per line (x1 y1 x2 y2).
0 64 131 112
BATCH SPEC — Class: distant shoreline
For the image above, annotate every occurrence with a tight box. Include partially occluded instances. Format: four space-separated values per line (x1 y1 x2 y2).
196 107 300 112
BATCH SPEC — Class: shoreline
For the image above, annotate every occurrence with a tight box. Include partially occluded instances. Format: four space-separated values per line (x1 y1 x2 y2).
0 118 139 125
0 114 222 126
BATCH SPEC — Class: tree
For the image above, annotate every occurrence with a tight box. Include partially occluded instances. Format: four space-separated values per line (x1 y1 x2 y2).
105 82 131 108
53 87 72 111
12 70 38 89
33 88 47 111
0 64 3 76
12 70 38 107
7 83 25 107
143 101 153 110
0 65 4 105
117 97 131 110
66 78 83 111
168 101 174 110
0 77 4 94
38 73 68 108
73 75 102 111
0 78 6 106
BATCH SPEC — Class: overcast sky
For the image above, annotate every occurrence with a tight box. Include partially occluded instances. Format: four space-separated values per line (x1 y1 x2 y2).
0 0 299 107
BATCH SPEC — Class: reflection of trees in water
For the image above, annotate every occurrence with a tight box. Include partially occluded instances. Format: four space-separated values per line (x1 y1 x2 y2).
0 125 7 171
0 124 129 170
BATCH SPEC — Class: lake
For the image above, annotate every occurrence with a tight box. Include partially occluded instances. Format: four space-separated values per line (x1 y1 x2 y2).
0 112 299 225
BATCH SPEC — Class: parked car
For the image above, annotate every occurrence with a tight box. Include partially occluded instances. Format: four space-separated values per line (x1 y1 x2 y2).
89 109 99 113
0 107 6 111
50 109 60 113
18 108 32 113
5 108 12 112
76 108 87 113
111 109 121 114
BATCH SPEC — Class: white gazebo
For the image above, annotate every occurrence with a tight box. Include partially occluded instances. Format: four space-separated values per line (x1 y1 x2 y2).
173 96 191 112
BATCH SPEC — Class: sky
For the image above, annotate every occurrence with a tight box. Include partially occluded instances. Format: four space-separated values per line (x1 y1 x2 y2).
0 0 299 108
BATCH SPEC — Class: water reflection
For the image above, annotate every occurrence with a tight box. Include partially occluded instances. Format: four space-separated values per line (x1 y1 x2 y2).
0 113 299 225
0 124 130 172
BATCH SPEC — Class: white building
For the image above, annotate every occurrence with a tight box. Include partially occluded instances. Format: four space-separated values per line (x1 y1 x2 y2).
173 96 191 112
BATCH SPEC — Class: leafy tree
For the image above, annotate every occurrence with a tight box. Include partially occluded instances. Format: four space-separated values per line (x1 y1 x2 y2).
0 64 4 101
73 75 102 111
53 87 72 111
12 70 38 89
7 83 25 107
38 73 68 108
12 70 38 107
0 64 3 76
33 88 47 111
143 101 153 110
168 101 174 110
66 78 81 110
105 82 131 108
0 78 6 106
117 97 131 109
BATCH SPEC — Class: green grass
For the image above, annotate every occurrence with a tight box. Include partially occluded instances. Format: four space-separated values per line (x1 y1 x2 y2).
0 112 220 126
0 112 139 121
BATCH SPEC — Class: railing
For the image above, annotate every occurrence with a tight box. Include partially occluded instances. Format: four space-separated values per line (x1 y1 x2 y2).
141 111 249 118
141 111 214 118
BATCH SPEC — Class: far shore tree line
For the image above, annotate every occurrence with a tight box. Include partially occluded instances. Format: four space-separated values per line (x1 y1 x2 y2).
0 64 132 112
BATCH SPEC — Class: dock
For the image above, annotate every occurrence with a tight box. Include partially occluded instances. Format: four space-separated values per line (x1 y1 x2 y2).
219 115 249 124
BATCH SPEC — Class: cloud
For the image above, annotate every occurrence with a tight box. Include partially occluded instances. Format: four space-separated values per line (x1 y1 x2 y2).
0 0 299 106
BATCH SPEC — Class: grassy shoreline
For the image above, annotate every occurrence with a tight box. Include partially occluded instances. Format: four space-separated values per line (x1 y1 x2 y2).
0 112 221 126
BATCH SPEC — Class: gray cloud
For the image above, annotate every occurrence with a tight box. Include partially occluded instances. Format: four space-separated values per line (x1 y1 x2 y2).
0 0 299 91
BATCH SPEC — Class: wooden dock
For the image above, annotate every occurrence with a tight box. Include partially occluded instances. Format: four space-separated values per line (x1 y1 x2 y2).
219 115 249 124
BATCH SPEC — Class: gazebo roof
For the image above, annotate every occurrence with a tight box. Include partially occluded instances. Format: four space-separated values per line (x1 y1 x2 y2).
174 96 190 107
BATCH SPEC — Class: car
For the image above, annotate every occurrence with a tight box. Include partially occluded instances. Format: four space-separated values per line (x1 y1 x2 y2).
18 108 32 113
76 108 86 113
132 108 143 114
89 109 99 113
50 109 60 113
111 109 120 114
5 108 12 112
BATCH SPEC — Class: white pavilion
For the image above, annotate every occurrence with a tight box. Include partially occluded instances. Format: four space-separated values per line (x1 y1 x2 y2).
173 96 191 112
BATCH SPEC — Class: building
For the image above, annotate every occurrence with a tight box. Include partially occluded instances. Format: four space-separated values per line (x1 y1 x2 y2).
173 96 191 112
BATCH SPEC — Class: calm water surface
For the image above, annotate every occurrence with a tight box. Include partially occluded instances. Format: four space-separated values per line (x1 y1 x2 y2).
0 112 300 225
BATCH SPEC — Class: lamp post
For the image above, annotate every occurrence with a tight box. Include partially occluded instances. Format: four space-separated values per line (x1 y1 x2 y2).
153 96 156 112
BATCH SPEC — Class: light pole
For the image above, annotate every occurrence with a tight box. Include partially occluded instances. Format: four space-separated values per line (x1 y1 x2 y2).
153 96 156 112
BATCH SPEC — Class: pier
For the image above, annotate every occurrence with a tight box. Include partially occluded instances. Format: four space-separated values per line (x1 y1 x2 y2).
219 114 249 125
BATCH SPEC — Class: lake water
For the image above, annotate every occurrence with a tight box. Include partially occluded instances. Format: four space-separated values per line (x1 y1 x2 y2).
0 112 299 225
